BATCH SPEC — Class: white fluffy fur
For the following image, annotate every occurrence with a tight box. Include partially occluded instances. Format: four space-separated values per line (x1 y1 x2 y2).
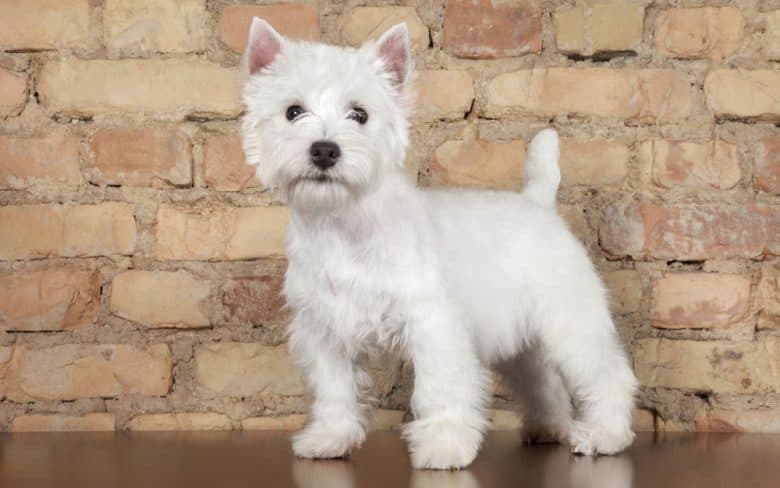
241 19 637 470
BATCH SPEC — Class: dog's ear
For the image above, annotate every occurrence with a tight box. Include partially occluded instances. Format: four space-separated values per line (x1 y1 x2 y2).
246 17 284 75
372 23 411 86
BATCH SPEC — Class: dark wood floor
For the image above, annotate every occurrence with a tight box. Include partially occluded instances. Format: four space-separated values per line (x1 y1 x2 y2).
2 430 779 487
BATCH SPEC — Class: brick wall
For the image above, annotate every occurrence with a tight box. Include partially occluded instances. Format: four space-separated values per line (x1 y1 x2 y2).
0 0 778 434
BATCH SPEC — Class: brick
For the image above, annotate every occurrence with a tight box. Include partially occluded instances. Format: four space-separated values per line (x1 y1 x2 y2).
490 409 522 431
430 139 525 190
651 273 750 329
0 69 26 116
443 0 542 59
755 135 780 194
560 138 628 186
373 409 405 430
242 414 306 431
634 338 780 393
203 134 260 191
129 413 232 431
695 409 780 433
416 70 474 122
656 8 744 60
10 413 115 432
39 59 240 118
558 205 590 244
341 7 428 52
555 1 644 56
486 68 693 122
195 343 304 398
221 4 320 52
599 203 779 260
104 0 205 55
0 270 99 331
641 139 740 190
219 266 289 326
0 0 90 51
155 205 288 261
0 203 136 260
111 271 210 328
764 11 780 60
4 344 172 401
90 128 192 187
705 70 780 121
603 270 642 314
0 346 13 400
632 409 655 432
0 134 81 190
757 266 780 330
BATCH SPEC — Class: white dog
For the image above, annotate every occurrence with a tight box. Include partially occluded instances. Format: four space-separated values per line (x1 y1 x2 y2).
240 18 637 470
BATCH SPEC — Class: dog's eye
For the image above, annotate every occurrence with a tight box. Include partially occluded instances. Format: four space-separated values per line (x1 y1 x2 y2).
286 105 305 121
347 107 368 125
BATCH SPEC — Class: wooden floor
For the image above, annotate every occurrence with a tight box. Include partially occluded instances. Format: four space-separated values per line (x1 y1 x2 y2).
2 431 779 487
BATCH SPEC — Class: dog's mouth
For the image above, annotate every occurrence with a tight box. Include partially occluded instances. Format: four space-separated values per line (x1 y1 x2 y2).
295 173 336 185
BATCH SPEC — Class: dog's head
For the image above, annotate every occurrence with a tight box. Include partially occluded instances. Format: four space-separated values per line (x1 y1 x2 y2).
240 18 413 215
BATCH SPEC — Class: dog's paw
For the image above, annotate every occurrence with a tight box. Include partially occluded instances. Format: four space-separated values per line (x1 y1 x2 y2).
292 422 365 459
405 417 484 470
568 421 635 456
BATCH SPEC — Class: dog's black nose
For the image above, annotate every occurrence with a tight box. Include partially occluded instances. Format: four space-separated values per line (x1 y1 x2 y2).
309 141 340 170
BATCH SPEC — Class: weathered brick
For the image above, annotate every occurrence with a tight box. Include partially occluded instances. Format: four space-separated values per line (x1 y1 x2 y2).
104 0 205 56
757 266 780 330
695 409 780 433
0 270 99 331
486 68 693 122
155 205 288 261
634 338 780 393
764 11 780 60
111 271 210 328
0 346 13 400
632 409 655 432
0 134 81 190
641 139 740 190
0 0 90 51
416 70 474 122
203 134 260 192
10 413 115 432
558 205 590 244
555 1 644 56
0 69 26 116
443 0 542 58
651 273 750 329
90 128 192 187
195 343 304 397
0 203 136 260
4 344 172 401
431 139 525 190
341 7 428 52
705 70 780 120
220 4 320 52
603 270 642 314
39 59 240 118
755 135 780 195
129 413 232 431
490 409 523 431
656 7 744 60
242 414 306 431
219 265 289 326
560 138 628 186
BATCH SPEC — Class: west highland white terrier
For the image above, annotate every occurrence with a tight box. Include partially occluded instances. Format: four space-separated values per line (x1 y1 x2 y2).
240 18 637 469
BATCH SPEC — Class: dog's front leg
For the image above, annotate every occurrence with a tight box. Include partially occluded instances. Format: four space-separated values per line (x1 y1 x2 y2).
403 303 490 470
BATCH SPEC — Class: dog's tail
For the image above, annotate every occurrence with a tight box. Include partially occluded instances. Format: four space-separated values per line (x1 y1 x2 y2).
523 128 561 208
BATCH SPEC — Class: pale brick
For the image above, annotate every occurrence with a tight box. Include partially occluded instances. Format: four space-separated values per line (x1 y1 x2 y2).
39 59 240 118
104 0 204 56
632 409 655 432
4 344 172 401
490 409 523 431
0 134 81 190
203 134 261 191
603 270 642 314
755 135 780 195
0 270 99 331
705 70 780 121
757 266 780 330
431 138 524 190
559 205 589 244
195 343 304 397
555 1 644 56
560 138 628 186
220 4 320 52
443 0 542 58
0 69 26 116
486 68 693 122
633 338 780 393
111 271 210 328
641 139 740 190
129 413 232 431
0 346 12 400
0 0 90 51
155 205 288 261
416 70 474 122
219 265 289 326
0 203 136 260
242 414 306 431
341 7 428 52
651 273 750 329
764 11 780 60
10 413 115 432
695 409 780 433
656 8 745 60
373 409 405 430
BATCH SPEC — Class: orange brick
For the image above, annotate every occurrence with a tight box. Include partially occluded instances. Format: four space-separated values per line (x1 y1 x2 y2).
705 70 780 121
203 134 260 192
341 7 428 52
656 7 745 60
219 263 289 326
242 414 306 431
641 139 741 190
220 4 320 51
11 413 115 432
651 273 750 329
695 409 780 433
603 270 642 314
416 70 474 122
0 0 90 51
129 413 232 431
755 135 780 195
555 1 644 56
431 139 525 190
0 69 26 116
0 134 81 189
560 138 628 186
757 266 780 330
764 11 780 60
